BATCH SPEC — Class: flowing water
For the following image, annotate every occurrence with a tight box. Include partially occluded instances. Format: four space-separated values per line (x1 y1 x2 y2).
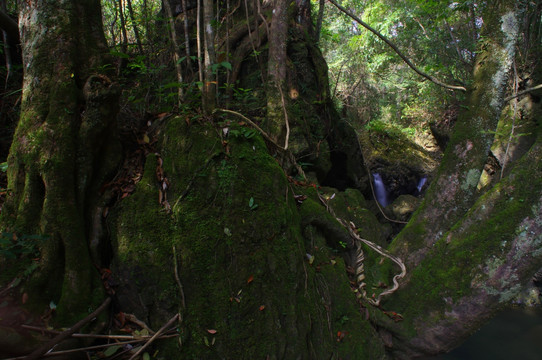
373 173 389 207
430 307 542 360
417 176 428 194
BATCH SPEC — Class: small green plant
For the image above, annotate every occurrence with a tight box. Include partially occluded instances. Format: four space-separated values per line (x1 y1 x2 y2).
230 127 256 139
248 197 258 210
0 232 48 260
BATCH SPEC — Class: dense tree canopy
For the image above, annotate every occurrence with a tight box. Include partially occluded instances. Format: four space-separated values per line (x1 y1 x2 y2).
0 0 541 359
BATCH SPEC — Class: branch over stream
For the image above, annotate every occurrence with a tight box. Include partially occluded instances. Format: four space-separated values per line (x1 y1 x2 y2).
328 0 466 92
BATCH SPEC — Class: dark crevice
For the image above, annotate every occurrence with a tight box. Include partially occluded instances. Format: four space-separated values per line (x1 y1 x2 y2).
321 151 356 191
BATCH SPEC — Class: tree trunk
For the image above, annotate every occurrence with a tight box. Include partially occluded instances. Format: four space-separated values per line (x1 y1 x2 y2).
2 0 119 319
202 0 216 114
370 1 542 357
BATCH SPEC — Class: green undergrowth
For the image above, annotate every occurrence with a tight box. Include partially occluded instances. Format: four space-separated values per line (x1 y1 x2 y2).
109 116 386 359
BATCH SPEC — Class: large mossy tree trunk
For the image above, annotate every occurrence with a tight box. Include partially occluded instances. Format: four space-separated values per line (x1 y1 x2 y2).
370 1 542 357
109 1 379 359
1 0 119 318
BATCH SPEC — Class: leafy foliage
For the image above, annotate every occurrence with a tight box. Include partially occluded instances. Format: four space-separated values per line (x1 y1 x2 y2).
0 232 47 260
319 0 481 136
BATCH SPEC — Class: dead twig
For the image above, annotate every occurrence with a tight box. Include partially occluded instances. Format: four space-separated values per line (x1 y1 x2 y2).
24 297 112 360
128 313 180 360
5 335 178 360
173 245 186 309
21 324 154 339
504 84 542 102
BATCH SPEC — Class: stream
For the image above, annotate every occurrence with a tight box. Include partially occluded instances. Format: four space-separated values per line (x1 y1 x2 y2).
429 307 542 360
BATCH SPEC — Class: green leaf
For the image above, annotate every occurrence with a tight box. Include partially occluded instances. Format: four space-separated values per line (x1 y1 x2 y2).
143 352 151 360
161 82 182 90
249 197 254 208
103 345 121 357
220 61 232 70
109 50 130 59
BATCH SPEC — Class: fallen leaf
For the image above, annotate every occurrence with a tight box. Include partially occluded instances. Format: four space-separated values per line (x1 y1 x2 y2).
247 275 254 284
259 305 265 311
103 345 121 357
207 329 217 334
22 293 28 304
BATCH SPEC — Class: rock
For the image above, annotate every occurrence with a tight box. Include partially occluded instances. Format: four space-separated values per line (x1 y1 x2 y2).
389 195 421 222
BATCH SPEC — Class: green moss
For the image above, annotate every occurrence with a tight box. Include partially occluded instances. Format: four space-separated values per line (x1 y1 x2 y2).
108 117 385 358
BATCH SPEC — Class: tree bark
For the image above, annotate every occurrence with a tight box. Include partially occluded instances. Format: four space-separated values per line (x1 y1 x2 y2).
265 0 290 144
202 0 216 114
2 0 119 318
390 0 525 270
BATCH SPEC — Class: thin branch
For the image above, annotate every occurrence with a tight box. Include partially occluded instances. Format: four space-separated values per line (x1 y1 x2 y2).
278 86 290 150
21 325 155 340
213 108 284 150
504 84 542 102
173 245 186 309
128 313 180 360
5 335 178 360
24 297 112 360
327 0 466 92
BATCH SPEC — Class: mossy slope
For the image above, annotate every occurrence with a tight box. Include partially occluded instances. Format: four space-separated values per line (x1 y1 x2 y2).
110 117 386 359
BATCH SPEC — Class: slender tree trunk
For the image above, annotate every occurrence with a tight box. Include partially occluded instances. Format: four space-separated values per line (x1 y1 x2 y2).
117 0 129 73
126 0 144 55
266 0 290 143
202 0 216 114
163 0 185 105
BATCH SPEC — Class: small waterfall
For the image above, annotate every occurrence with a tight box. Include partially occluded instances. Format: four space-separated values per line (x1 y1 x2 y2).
416 176 428 194
373 173 389 207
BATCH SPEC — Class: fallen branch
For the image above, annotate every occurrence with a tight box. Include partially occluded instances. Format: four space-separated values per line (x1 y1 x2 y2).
24 296 112 360
327 0 466 92
128 313 180 360
5 334 178 360
21 325 153 340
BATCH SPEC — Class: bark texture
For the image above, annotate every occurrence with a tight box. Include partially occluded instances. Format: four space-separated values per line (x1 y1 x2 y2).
1 0 119 317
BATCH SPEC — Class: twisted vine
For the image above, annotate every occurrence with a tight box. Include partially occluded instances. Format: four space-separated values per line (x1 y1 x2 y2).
317 193 407 307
